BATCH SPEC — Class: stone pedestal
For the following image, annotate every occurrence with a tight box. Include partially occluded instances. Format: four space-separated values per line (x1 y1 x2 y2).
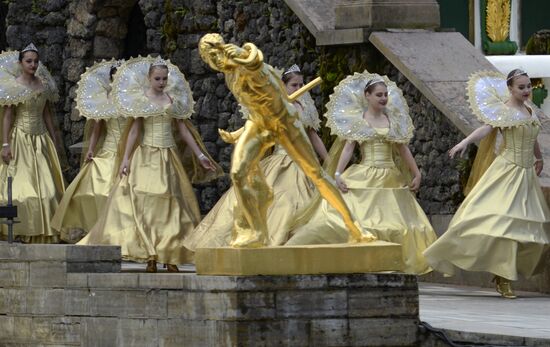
0 243 420 346
335 0 440 29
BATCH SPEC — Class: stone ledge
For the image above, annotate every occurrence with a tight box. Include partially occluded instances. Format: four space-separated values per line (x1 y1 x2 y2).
0 243 120 263
335 0 440 30
196 241 403 276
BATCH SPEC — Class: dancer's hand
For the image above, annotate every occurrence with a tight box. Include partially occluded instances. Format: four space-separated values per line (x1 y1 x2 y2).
198 153 216 171
1 145 12 164
85 150 94 162
535 159 544 176
336 176 348 193
449 141 468 159
409 174 421 192
119 158 130 177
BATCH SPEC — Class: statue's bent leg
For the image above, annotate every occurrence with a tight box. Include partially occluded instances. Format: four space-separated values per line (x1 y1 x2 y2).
230 122 274 247
278 125 375 243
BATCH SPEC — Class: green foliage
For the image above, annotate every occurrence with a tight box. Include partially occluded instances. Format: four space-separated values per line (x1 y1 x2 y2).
525 30 550 55
162 0 178 56
31 0 46 15
174 6 189 17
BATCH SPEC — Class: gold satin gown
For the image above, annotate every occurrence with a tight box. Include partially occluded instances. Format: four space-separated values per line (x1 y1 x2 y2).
184 142 317 249
51 118 127 242
424 122 550 280
78 115 201 265
287 128 437 274
0 93 65 243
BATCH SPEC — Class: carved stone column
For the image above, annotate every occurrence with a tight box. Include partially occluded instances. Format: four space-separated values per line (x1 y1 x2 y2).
335 0 440 30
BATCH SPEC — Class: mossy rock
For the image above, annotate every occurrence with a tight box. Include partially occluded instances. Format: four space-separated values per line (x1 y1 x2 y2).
525 29 550 55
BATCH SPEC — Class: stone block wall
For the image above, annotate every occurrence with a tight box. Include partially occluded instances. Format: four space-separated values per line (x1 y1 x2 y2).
2 0 467 215
0 243 420 346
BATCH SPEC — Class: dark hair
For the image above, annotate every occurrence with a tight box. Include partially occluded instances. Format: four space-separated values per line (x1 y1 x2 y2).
148 64 168 76
109 66 117 82
506 69 529 86
282 71 303 84
364 80 386 94
18 49 39 62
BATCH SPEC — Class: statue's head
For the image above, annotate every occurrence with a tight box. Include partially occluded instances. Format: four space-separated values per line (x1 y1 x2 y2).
199 33 226 72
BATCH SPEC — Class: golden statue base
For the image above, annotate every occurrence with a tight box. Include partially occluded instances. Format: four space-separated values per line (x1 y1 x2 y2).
195 241 403 275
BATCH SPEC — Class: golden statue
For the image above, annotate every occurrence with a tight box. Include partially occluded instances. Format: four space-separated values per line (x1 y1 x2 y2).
198 33 376 247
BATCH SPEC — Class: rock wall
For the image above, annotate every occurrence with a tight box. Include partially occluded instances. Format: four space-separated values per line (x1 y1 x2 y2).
2 0 468 215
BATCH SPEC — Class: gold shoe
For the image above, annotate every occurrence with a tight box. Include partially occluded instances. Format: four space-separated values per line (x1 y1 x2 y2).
493 276 517 299
166 264 179 273
146 260 157 273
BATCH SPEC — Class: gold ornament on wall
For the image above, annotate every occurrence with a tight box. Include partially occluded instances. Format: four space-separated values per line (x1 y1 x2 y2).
486 0 511 42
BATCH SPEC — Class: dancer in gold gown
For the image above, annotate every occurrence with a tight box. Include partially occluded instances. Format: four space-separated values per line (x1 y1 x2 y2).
78 56 223 272
51 60 127 243
0 44 65 243
184 65 328 249
286 72 437 274
423 69 550 298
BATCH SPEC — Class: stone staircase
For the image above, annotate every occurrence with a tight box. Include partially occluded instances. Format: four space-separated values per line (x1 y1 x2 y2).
283 0 439 45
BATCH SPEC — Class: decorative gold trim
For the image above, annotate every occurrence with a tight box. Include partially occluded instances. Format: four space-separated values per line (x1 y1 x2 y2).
486 0 510 42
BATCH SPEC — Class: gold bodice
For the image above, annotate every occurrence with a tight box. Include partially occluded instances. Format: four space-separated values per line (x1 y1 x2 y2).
103 118 127 152
13 93 47 135
359 128 394 168
500 122 539 168
142 115 175 148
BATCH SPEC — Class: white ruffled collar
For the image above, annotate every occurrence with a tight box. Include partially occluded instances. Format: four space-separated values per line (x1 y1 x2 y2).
325 71 413 143
111 56 194 119
0 50 58 106
467 70 541 128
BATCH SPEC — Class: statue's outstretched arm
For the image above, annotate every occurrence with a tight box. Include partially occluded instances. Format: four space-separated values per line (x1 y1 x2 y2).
218 127 245 144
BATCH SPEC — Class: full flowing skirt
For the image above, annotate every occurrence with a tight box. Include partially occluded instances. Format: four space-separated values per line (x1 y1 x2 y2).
287 163 437 274
0 128 65 243
51 148 117 243
423 156 550 280
184 152 316 250
78 145 200 265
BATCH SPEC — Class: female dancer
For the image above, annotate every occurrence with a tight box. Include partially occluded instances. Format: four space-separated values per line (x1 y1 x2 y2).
286 71 437 275
0 44 65 243
423 69 550 298
183 65 328 249
51 60 126 243
78 56 222 272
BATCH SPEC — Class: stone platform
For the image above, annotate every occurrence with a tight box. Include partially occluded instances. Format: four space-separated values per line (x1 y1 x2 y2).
419 283 550 346
0 243 419 346
196 241 402 275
